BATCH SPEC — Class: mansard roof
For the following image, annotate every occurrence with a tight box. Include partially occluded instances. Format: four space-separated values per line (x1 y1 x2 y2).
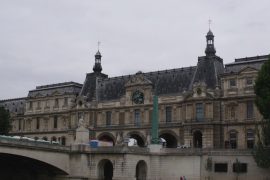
0 97 26 114
224 55 269 74
28 81 82 98
95 66 197 101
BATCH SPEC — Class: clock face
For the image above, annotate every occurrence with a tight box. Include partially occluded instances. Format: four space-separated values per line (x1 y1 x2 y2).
132 90 144 104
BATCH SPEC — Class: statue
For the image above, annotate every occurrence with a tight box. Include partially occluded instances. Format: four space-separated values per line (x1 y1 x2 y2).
78 118 85 128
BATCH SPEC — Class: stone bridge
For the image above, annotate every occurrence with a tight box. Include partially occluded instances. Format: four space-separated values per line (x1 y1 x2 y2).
0 137 269 180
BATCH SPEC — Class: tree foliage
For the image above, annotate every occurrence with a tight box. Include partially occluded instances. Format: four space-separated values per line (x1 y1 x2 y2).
0 106 11 135
253 56 270 168
254 57 270 120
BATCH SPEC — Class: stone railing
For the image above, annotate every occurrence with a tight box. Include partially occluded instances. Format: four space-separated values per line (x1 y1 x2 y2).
0 136 69 152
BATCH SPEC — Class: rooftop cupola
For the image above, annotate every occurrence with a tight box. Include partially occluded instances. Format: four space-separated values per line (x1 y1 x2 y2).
205 30 216 56
93 50 102 73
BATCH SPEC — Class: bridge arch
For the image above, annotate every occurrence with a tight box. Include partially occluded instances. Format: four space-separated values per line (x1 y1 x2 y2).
127 131 146 147
0 144 69 174
98 159 113 180
0 153 68 179
159 130 178 148
97 132 116 146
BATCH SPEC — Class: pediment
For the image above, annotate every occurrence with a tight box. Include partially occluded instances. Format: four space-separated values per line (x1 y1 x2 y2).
183 91 214 101
34 92 43 98
125 71 152 88
238 66 258 74
51 90 60 96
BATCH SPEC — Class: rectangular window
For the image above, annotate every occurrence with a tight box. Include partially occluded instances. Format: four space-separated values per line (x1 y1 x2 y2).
214 163 228 172
54 116 58 129
247 130 255 149
165 106 172 122
233 163 247 173
246 77 253 86
119 112 125 125
134 109 141 126
54 99 59 107
196 103 204 121
36 117 40 130
64 97 68 106
106 111 112 126
29 102 33 110
246 101 254 119
37 101 41 109
229 79 236 87
18 119 21 130
230 131 237 149
46 100 50 107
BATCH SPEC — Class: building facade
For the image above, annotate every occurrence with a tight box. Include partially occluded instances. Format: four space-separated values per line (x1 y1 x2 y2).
0 30 268 150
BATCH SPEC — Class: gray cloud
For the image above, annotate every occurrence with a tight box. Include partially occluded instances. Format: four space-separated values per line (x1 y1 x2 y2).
0 0 269 99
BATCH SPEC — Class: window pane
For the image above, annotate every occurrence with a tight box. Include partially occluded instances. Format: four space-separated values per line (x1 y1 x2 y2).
246 101 254 119
230 131 237 149
54 116 58 128
230 79 236 87
134 109 140 126
196 103 204 121
233 163 247 173
166 107 172 122
106 111 112 126
214 163 228 172
246 78 253 85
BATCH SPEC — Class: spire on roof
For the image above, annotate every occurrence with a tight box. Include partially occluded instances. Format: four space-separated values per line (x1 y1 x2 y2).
205 20 216 56
93 42 102 73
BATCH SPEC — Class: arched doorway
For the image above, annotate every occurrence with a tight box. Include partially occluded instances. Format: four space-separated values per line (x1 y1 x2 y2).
136 160 147 180
61 136 66 146
159 133 178 148
128 132 146 147
193 130 202 148
98 159 113 180
51 136 57 142
98 133 115 146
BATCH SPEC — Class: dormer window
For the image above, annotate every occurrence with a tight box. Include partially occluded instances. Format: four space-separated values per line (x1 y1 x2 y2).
229 79 236 88
246 77 253 86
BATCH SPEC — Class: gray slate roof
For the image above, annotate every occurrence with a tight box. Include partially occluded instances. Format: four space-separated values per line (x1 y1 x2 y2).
224 55 269 73
0 98 26 114
28 82 82 98
94 66 197 101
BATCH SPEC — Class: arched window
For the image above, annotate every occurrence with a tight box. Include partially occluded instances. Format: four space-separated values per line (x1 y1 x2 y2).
247 129 255 149
229 130 237 149
51 136 57 142
98 159 113 180
61 136 66 146
136 160 147 180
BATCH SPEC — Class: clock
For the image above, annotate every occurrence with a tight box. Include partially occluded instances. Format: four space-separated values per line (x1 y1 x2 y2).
132 90 144 104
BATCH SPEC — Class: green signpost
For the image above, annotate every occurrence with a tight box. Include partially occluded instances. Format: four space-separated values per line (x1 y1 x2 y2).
151 95 159 144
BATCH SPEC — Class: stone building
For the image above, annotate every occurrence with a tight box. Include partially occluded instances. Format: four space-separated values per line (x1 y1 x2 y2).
0 30 268 150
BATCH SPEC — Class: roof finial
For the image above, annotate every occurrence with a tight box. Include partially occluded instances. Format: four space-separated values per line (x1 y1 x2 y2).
97 41 101 51
208 19 212 30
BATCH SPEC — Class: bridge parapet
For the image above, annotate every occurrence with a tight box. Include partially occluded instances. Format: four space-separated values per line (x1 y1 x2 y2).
0 136 70 152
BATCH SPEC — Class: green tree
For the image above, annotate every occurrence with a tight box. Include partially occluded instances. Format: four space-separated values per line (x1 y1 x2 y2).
253 56 270 168
254 57 270 120
0 106 11 135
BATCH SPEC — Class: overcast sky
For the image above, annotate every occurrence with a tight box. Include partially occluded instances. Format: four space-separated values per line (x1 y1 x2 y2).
0 0 269 99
